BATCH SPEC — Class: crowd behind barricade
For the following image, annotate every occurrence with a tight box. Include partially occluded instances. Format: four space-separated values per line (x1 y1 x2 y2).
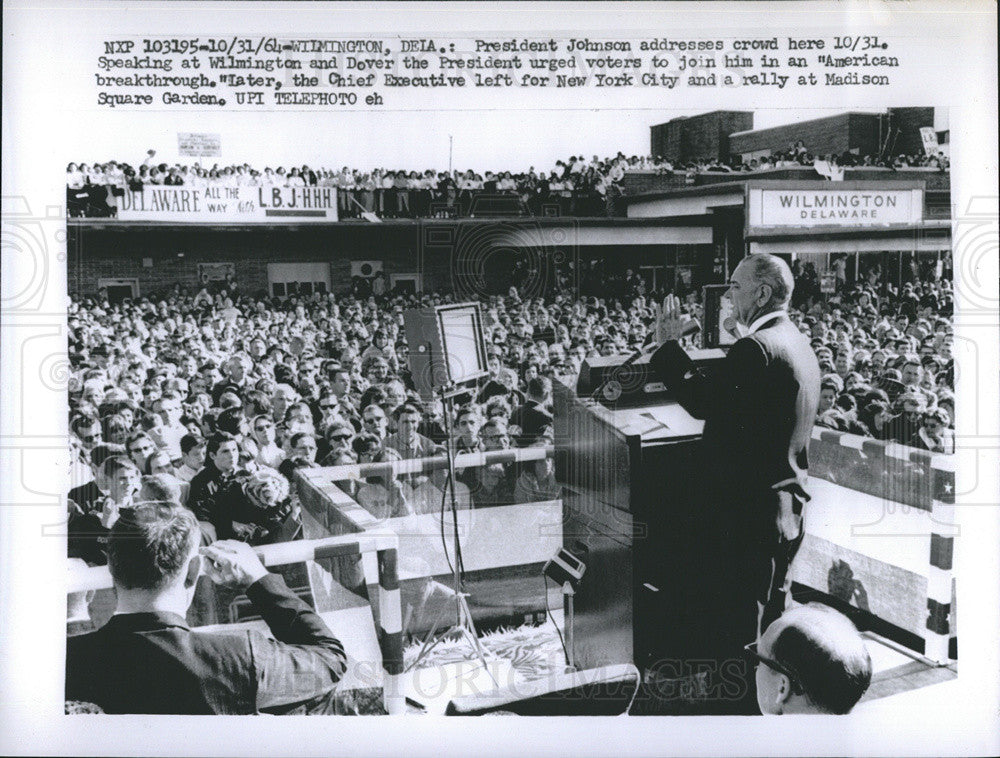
65 277 571 568
66 142 950 219
66 150 638 219
65 254 953 567
792 258 955 454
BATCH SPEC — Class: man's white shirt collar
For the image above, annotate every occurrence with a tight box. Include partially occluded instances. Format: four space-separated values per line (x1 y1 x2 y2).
741 311 785 337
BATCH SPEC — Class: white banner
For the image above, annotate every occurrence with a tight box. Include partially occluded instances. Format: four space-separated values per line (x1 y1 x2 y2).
116 185 338 222
177 132 221 157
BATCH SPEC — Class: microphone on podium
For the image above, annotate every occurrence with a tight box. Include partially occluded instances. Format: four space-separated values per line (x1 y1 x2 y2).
577 319 705 406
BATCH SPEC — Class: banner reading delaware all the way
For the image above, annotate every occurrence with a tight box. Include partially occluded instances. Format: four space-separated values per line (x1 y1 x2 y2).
117 185 338 222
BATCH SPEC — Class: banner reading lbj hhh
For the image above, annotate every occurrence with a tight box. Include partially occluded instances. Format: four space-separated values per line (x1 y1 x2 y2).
117 185 339 222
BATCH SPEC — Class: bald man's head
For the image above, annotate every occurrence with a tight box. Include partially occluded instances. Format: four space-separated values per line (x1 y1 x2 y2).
756 603 872 714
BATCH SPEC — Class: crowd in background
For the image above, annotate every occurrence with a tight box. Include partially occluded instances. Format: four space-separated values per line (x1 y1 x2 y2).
65 250 954 567
65 141 950 219
795 258 955 453
66 151 638 219
66 274 569 567
671 140 950 176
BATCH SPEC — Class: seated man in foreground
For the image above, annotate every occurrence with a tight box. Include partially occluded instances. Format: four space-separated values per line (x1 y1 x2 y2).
749 603 872 715
66 504 346 714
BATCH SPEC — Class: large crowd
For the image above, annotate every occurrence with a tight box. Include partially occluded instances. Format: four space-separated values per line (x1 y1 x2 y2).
65 253 954 568
794 258 955 453
675 141 949 175
66 274 569 567
66 151 640 219
65 141 950 219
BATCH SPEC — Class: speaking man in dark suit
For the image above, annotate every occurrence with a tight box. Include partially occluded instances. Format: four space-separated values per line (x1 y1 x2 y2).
66 504 346 714
651 253 820 712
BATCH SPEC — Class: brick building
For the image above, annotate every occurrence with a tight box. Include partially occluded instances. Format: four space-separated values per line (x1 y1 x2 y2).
728 108 946 162
651 108 948 166
729 112 884 161
650 111 753 163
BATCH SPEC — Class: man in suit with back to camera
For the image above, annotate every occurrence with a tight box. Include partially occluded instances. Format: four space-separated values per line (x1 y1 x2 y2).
66 503 347 714
650 252 821 714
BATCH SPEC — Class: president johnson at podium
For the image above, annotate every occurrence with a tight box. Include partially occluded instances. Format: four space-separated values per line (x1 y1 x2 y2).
650 253 821 714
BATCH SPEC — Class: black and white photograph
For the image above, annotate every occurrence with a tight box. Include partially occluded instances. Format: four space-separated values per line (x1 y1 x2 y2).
2 1 998 756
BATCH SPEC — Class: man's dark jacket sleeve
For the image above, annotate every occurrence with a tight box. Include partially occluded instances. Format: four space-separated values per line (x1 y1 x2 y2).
650 338 768 423
650 321 821 500
245 573 348 710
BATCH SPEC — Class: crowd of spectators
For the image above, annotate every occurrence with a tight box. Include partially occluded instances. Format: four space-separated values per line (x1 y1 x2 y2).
66 276 572 568
662 140 950 176
794 259 955 453
66 141 950 219
65 252 954 567
66 150 639 219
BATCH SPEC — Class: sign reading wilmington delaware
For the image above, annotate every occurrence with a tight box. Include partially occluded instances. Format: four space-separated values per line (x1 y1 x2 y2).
780 192 897 218
117 185 338 222
752 187 921 227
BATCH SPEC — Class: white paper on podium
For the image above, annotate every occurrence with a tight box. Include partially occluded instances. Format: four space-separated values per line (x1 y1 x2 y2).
619 413 671 437
639 406 704 439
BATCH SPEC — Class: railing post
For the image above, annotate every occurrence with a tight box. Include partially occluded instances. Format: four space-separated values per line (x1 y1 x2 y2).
376 545 405 714
925 454 956 664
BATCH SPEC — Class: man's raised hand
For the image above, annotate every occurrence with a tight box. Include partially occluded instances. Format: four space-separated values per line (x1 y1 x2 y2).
652 294 692 346
201 540 269 589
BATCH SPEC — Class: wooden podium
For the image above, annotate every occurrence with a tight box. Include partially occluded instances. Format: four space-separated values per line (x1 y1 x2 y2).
554 377 717 711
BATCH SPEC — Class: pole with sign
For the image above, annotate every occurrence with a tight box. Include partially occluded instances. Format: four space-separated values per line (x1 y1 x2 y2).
919 126 939 157
820 271 836 305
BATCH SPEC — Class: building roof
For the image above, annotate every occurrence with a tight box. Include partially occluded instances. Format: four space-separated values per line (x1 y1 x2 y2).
727 111 884 140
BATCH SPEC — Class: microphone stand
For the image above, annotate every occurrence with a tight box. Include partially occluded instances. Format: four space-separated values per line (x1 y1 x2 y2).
405 382 497 684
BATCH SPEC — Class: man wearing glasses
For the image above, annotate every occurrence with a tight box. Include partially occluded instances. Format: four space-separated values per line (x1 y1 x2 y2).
70 415 105 479
479 418 511 453
279 432 321 484
315 391 347 432
745 604 871 715
250 415 285 469
126 432 158 474
466 418 514 499
319 421 356 466
360 403 388 442
72 414 103 456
